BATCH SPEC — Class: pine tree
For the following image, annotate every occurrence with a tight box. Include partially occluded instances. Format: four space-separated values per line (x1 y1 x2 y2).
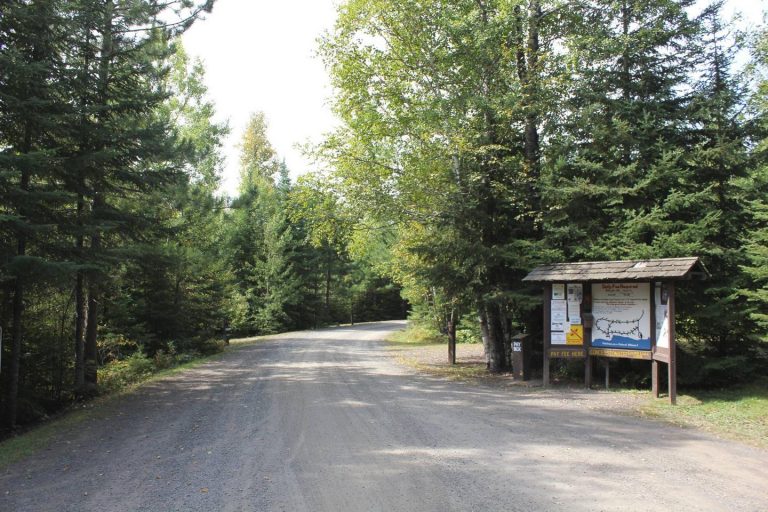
742 19 768 343
0 0 72 428
544 0 699 260
61 0 214 392
671 2 755 355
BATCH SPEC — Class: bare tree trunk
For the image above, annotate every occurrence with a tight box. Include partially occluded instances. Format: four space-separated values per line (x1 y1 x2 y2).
484 304 509 373
83 195 102 394
479 312 490 369
6 126 32 428
447 308 457 365
74 195 85 392
7 276 24 429
324 249 332 318
73 24 91 394
83 274 99 394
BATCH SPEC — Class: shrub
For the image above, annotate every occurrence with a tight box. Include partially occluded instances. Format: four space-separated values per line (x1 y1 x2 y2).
99 352 155 393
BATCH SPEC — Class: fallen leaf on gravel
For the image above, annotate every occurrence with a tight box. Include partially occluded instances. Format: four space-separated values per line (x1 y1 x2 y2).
200 488 209 493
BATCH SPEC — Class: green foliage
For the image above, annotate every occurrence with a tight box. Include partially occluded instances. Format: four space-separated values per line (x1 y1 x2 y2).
456 318 482 344
387 324 444 346
740 21 768 340
321 0 768 377
98 352 156 394
0 1 220 430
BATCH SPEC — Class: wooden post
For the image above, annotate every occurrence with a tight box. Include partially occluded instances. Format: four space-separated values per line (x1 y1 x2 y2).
585 353 592 389
668 282 677 405
652 360 660 398
543 284 551 387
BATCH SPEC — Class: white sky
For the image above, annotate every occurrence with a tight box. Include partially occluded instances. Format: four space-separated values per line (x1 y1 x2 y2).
182 0 765 197
183 0 339 195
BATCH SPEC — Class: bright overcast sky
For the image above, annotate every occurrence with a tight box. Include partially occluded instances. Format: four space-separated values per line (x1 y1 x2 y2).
183 0 764 197
183 0 338 195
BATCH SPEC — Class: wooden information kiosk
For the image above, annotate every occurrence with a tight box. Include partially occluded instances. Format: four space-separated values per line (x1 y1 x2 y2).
523 257 708 404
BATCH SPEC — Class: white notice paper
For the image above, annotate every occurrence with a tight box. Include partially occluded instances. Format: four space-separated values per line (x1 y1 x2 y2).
551 299 567 344
567 283 583 303
551 331 567 344
568 300 582 325
551 300 567 331
552 284 565 300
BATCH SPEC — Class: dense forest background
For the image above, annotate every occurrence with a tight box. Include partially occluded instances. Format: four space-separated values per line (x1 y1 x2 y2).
2 0 767 432
0 0 405 431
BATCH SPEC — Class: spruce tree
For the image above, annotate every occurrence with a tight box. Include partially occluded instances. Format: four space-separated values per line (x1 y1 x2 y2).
0 0 72 427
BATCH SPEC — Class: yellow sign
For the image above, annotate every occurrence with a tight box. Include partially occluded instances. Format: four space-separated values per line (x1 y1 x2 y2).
590 348 652 360
550 350 585 358
566 324 584 345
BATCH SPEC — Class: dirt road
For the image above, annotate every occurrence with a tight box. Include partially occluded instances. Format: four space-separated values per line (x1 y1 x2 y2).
2 321 766 511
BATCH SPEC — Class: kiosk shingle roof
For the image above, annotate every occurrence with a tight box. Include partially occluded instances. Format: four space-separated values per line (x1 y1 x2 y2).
522 257 708 283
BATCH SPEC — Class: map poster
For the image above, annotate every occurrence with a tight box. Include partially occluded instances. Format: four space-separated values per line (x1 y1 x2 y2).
591 283 651 351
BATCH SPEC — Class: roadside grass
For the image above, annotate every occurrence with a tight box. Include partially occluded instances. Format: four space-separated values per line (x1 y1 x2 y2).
387 324 445 347
639 379 768 449
0 336 266 470
402 358 491 382
386 326 491 382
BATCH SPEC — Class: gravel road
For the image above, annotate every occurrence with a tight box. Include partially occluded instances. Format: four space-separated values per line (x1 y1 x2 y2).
2 321 767 511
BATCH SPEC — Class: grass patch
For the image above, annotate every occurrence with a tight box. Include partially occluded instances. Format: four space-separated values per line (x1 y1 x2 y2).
386 324 445 347
402 358 490 382
638 379 768 448
0 338 269 470
387 327 491 383
0 407 96 470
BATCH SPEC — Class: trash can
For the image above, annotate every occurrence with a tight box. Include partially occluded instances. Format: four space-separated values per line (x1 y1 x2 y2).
511 333 531 380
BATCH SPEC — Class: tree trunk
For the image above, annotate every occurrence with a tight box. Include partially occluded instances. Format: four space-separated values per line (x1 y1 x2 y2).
73 23 91 393
324 248 332 318
83 195 103 394
81 0 114 395
479 313 490 369
447 308 457 365
484 304 509 373
83 273 99 394
6 124 32 428
7 276 24 429
74 194 86 392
